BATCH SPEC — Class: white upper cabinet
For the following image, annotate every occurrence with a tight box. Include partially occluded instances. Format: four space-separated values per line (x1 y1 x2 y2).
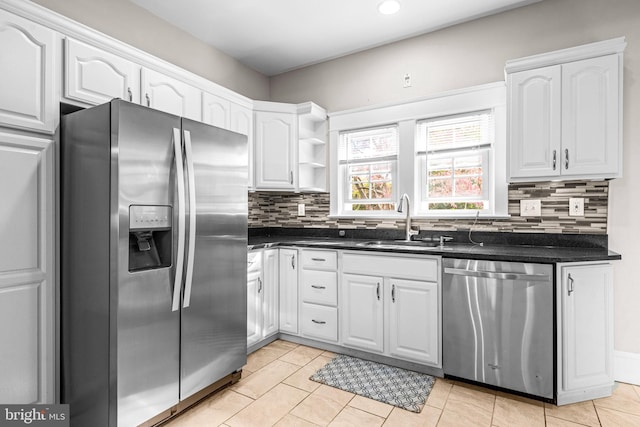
508 66 561 179
561 55 620 177
0 9 56 133
202 92 230 129
506 38 625 182
254 102 297 191
141 67 201 121
64 38 140 106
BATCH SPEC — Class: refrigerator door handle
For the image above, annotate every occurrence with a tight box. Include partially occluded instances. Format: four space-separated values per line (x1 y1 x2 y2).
172 127 186 312
182 129 197 308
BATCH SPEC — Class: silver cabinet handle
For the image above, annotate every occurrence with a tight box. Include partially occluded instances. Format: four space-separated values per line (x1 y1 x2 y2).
568 273 574 296
311 258 326 262
391 284 396 303
290 171 293 185
552 150 557 170
145 93 151 107
565 148 569 170
127 87 132 102
311 319 326 325
258 277 262 293
311 285 326 289
291 255 295 269
376 283 380 301
182 130 197 308
171 128 186 312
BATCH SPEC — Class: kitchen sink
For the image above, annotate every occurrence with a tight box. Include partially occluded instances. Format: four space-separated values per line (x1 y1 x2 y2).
356 240 441 249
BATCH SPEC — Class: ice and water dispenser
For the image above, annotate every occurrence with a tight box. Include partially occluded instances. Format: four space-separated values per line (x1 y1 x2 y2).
128 205 172 272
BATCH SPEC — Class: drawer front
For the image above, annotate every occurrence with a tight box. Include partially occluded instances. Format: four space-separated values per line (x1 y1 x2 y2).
301 250 337 270
300 270 337 306
300 303 338 342
343 252 439 281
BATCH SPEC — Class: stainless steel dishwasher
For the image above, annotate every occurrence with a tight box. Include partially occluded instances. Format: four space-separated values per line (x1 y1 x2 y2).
443 258 554 399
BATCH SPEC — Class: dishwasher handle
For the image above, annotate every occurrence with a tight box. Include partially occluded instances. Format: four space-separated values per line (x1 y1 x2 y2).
444 267 550 282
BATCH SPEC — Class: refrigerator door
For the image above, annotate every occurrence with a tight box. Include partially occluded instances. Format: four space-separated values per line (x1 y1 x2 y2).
179 118 248 400
113 101 181 426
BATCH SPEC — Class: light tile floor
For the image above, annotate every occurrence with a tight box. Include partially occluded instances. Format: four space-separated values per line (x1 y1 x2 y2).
163 340 640 427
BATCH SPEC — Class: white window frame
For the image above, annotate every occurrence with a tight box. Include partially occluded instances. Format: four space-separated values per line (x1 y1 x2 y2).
338 125 399 215
417 111 494 215
329 82 508 219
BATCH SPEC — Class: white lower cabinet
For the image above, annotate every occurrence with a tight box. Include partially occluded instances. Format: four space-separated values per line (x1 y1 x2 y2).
299 249 338 343
247 249 279 348
279 248 298 334
341 252 441 367
388 279 439 365
557 262 614 404
341 274 384 352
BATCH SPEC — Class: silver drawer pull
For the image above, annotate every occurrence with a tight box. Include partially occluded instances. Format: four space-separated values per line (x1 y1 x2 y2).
311 319 326 325
311 257 326 262
311 285 326 289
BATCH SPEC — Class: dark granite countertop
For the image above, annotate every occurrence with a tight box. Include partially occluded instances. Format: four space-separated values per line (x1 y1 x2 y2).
248 228 621 264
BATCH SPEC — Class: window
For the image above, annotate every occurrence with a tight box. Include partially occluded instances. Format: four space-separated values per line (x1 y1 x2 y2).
338 126 398 213
417 111 493 214
329 82 507 218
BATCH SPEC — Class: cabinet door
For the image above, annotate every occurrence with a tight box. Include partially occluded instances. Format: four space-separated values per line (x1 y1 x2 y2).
561 264 613 391
388 279 439 365
141 68 201 121
561 55 620 177
202 92 230 129
0 132 54 403
262 249 279 337
0 10 56 133
65 38 140 106
341 274 384 353
508 65 561 179
230 103 254 189
279 249 298 334
254 111 296 190
247 269 262 347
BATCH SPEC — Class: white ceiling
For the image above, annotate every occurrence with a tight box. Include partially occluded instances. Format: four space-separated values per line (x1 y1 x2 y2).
131 0 541 76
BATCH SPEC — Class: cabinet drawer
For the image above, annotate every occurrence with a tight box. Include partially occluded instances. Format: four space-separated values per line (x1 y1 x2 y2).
300 270 337 306
301 250 337 270
343 253 439 282
300 303 338 342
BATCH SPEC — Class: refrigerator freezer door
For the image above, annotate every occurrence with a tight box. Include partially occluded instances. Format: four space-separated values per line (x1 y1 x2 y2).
114 102 182 426
179 119 248 400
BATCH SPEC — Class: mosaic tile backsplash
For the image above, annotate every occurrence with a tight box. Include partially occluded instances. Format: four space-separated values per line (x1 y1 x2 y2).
248 180 608 234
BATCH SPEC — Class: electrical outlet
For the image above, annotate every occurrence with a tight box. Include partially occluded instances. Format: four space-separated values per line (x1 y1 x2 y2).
297 203 305 216
569 198 585 216
403 73 412 88
520 199 541 216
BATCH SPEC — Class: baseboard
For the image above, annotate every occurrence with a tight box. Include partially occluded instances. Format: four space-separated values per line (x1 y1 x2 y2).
614 350 640 385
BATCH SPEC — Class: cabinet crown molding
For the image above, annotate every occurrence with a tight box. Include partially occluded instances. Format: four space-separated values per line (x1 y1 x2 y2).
505 37 627 74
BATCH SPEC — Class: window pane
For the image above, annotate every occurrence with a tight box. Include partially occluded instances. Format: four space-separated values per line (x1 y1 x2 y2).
341 126 398 212
428 201 485 210
454 176 483 197
428 178 452 198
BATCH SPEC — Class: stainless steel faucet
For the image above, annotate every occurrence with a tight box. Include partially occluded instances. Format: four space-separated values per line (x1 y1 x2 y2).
397 193 418 241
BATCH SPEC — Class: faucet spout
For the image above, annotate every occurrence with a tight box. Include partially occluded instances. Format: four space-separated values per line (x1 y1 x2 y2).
397 193 416 241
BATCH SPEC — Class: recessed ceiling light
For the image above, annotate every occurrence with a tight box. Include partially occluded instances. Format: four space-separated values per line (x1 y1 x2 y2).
378 0 401 15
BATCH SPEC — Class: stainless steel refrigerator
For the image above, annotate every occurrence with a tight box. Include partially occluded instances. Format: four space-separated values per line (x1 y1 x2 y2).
61 100 247 426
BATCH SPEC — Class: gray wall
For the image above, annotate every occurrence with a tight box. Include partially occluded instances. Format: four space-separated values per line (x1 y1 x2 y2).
31 0 270 100
270 0 640 355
